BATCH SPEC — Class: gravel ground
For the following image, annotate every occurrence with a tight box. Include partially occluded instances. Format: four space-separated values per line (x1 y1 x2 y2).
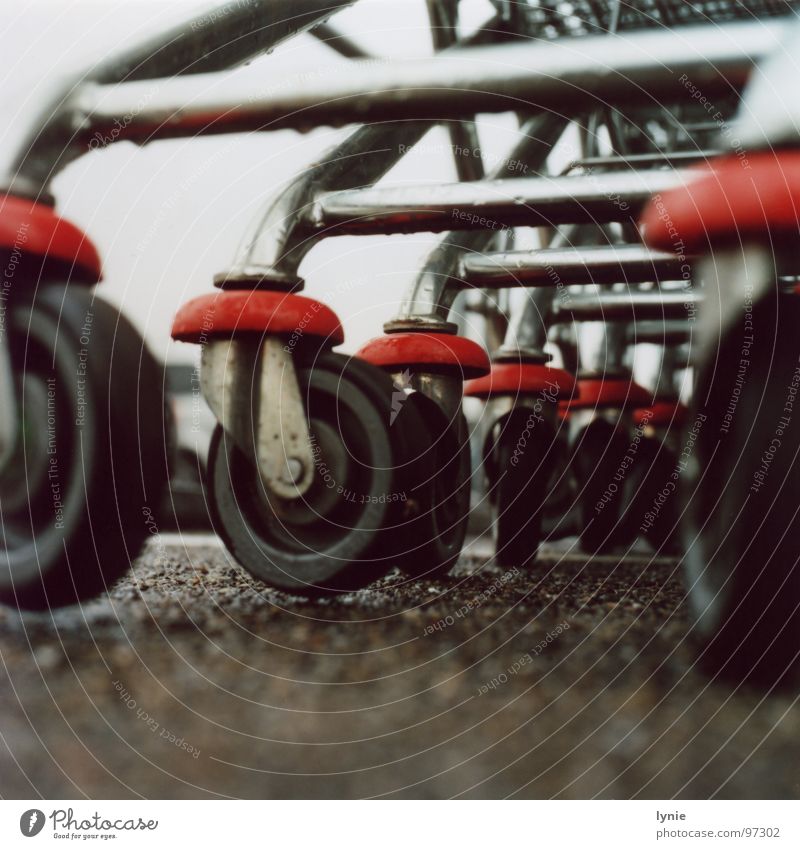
1 535 798 799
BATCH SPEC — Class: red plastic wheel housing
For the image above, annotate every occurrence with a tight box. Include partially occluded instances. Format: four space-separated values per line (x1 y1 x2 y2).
562 378 652 411
0 194 102 283
464 362 576 400
171 290 344 346
641 152 800 252
633 401 688 428
357 332 490 379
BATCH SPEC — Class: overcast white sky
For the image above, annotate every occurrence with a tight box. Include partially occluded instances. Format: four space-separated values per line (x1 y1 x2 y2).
0 0 528 364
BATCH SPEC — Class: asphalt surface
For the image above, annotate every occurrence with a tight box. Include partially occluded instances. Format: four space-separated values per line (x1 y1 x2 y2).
1 534 798 799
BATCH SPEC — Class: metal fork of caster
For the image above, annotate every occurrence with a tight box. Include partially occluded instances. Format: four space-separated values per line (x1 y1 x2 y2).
465 358 576 568
357 331 489 580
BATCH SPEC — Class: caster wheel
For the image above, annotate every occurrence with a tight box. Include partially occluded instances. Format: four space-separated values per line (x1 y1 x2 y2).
573 418 638 554
489 409 557 568
624 435 681 555
682 290 800 686
540 431 579 540
0 286 169 609
208 352 421 593
391 391 470 580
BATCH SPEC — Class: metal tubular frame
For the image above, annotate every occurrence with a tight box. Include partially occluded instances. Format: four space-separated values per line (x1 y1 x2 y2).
386 113 569 330
0 0 790 538
628 320 694 346
216 120 433 289
496 225 580 359
566 150 720 172
550 290 703 322
460 245 689 288
72 19 786 144
309 21 371 59
304 169 684 235
1 0 777 441
425 0 485 183
218 14 502 289
2 0 356 194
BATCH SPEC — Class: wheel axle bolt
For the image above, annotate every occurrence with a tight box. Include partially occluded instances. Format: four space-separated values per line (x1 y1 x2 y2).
281 457 304 485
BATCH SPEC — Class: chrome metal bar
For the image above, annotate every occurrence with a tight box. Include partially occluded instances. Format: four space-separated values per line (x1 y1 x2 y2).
310 21 371 59
426 0 458 51
628 320 694 345
567 150 720 172
306 169 684 235
498 225 580 356
497 287 553 359
551 290 703 322
461 244 690 288
74 19 786 143
92 0 358 84
448 122 485 182
426 0 485 183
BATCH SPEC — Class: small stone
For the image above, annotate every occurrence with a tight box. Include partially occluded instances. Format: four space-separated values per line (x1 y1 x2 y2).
107 645 136 668
32 645 61 672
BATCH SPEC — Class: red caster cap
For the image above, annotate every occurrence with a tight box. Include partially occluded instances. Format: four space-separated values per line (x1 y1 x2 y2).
633 401 688 428
357 332 490 379
464 362 576 399
562 378 652 411
641 152 800 252
0 194 102 283
171 290 344 346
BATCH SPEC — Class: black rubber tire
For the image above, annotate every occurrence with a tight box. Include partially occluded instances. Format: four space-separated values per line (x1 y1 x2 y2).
208 351 412 594
573 418 638 554
541 431 580 540
623 435 681 555
0 285 169 610
682 290 800 686
491 408 557 568
391 391 471 580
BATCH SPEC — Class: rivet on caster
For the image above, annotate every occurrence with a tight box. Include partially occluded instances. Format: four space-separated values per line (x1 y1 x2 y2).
0 195 169 610
464 350 575 567
357 330 490 580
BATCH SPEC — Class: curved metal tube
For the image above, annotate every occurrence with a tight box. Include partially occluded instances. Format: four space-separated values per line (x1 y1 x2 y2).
219 16 502 289
388 112 569 327
217 121 431 288
73 19 786 143
2 0 354 193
